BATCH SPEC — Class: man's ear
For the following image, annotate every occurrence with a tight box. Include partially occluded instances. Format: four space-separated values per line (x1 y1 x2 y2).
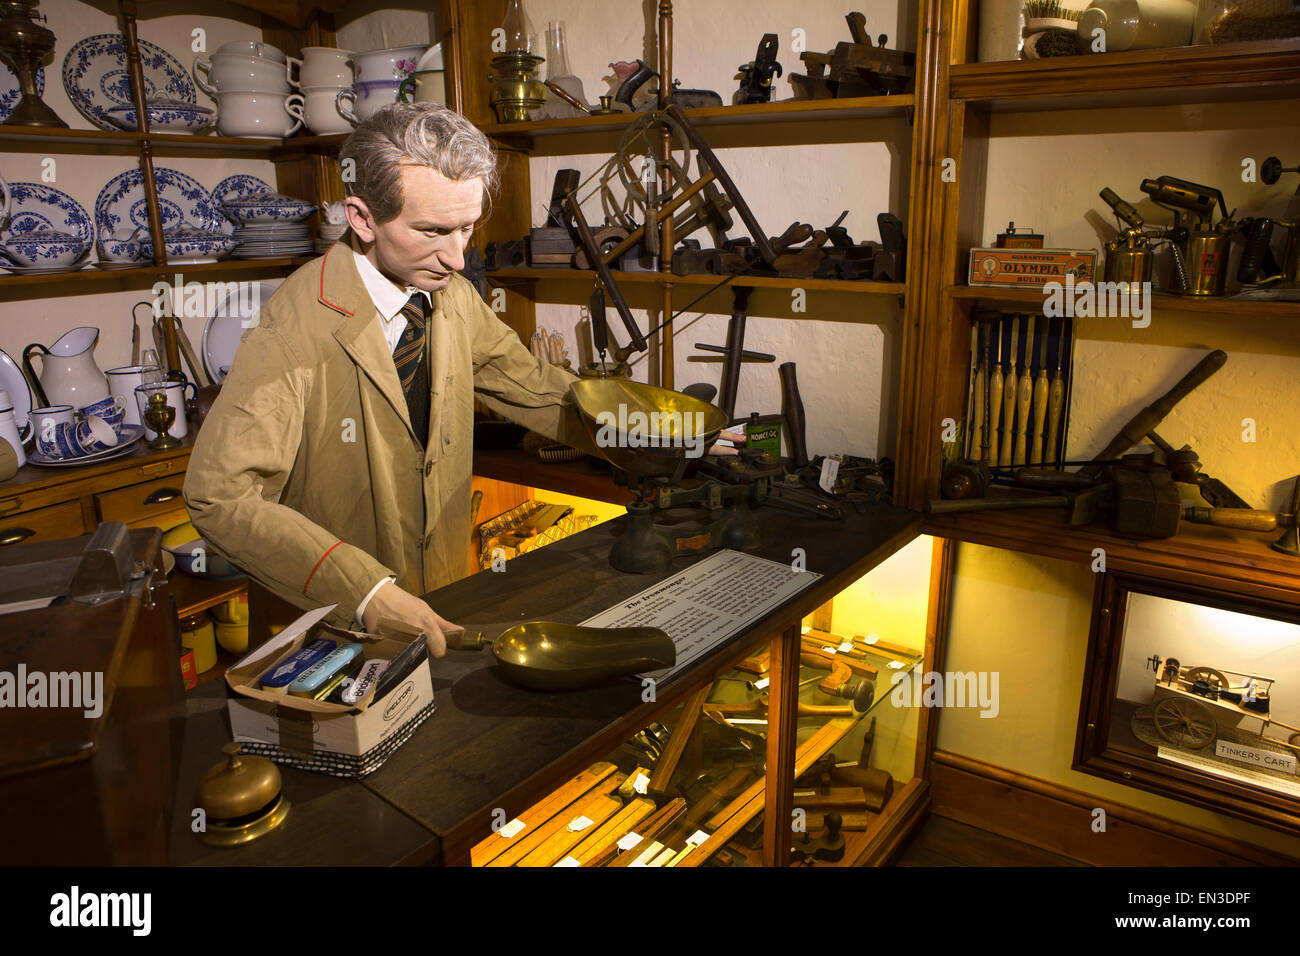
344 197 377 243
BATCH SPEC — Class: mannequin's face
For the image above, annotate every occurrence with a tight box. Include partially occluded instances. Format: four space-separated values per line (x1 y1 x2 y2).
345 164 483 293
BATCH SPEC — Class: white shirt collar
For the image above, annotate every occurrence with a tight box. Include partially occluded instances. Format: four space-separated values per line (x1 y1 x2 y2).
352 248 433 325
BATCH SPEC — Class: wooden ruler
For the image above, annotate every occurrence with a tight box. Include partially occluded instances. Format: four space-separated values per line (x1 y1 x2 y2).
566 797 656 866
485 771 625 867
605 798 688 868
471 762 617 867
518 793 623 867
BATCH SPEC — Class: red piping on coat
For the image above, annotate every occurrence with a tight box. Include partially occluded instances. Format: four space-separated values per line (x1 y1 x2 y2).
318 246 354 316
304 541 343 593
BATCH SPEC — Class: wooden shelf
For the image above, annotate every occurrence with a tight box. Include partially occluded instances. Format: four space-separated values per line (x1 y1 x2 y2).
950 38 1300 112
947 285 1300 319
168 572 248 620
923 508 1300 605
0 258 310 292
473 448 633 506
491 266 906 297
481 94 915 149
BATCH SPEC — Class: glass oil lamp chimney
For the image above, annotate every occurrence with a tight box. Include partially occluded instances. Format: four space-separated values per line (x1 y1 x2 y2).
489 0 546 123
0 0 66 127
540 20 586 119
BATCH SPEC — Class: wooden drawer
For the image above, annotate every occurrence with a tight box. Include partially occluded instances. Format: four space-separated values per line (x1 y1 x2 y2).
95 474 189 530
0 500 87 548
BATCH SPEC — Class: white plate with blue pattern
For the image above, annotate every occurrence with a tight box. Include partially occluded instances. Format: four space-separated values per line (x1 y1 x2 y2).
0 61 45 123
1 182 94 245
96 166 231 239
62 34 195 132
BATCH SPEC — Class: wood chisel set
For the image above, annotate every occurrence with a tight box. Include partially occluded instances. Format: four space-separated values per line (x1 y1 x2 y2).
963 312 1074 469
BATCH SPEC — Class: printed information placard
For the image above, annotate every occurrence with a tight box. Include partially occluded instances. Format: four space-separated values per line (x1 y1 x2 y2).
580 549 821 681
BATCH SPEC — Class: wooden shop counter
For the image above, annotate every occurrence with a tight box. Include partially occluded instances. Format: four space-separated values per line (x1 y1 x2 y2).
167 498 922 866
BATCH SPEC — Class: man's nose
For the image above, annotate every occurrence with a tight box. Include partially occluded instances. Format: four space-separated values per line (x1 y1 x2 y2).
439 232 468 273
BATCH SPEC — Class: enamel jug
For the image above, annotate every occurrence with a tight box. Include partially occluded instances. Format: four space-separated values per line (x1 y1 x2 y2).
22 326 110 408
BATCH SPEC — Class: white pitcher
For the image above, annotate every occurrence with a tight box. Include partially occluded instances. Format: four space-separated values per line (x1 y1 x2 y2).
22 326 110 409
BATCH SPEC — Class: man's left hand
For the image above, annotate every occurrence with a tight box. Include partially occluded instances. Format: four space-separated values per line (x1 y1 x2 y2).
707 430 746 456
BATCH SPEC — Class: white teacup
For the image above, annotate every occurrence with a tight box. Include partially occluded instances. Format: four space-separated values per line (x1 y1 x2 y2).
216 40 286 63
195 53 292 96
349 44 427 83
295 85 353 135
336 80 403 126
215 91 304 139
289 47 353 89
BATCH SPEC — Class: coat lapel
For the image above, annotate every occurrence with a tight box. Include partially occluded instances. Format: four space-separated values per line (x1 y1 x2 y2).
319 241 416 442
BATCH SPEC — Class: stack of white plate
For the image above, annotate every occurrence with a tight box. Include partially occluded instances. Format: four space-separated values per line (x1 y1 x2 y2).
232 221 313 259
316 220 347 253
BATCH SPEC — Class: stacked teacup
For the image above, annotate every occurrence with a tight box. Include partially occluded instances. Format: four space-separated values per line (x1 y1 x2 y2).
194 40 303 139
337 45 428 126
287 47 354 135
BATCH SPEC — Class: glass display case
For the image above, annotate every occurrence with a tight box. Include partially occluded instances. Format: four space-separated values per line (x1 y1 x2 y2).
1077 571 1300 835
469 534 934 867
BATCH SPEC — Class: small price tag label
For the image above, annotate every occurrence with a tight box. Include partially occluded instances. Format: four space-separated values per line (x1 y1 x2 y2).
754 677 770 690
822 645 838 655
819 456 840 494
617 831 644 851
499 819 525 839
567 815 594 832
889 660 904 669
632 772 649 794
686 829 710 848
862 633 879 645
838 641 855 653
555 856 580 867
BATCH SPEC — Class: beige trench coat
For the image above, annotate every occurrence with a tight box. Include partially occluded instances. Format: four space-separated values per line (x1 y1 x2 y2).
184 241 595 627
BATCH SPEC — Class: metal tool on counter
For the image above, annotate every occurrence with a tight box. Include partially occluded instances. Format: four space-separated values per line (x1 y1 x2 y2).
0 520 156 611
1140 176 1235 296
488 622 676 691
735 33 782 105
779 361 809 469
1099 186 1186 286
194 743 290 847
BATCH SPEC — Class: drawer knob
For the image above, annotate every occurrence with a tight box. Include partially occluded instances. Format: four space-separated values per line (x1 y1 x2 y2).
144 487 183 505
0 526 35 546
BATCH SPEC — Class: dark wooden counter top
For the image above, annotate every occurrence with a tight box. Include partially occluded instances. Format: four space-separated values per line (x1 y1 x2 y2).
168 497 922 866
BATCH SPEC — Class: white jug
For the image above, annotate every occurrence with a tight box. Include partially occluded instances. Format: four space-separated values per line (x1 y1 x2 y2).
22 326 110 409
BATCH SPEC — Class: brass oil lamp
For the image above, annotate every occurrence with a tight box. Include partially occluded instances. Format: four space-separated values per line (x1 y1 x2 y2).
143 390 180 449
0 0 66 128
488 0 545 123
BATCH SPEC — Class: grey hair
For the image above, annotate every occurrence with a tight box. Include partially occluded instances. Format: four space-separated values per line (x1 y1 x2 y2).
339 103 499 224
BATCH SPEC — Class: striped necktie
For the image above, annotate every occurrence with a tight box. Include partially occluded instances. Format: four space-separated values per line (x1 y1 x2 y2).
392 291 429 394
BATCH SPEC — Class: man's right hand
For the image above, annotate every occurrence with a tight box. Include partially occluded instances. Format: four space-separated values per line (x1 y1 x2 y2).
361 581 459 658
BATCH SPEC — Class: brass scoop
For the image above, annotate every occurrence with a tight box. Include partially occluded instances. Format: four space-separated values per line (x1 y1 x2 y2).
469 621 676 691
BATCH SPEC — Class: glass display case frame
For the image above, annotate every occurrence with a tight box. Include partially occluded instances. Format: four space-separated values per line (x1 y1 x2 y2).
1076 569 1300 836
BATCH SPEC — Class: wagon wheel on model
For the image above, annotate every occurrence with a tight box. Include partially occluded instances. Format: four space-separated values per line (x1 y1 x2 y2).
1152 696 1217 750
1184 667 1229 692
1288 732 1300 759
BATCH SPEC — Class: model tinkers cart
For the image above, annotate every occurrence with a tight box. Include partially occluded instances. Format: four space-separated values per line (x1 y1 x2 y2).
1151 657 1300 757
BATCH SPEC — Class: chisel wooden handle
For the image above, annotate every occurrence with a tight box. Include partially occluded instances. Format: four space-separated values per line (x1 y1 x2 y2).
1045 372 1064 466
1013 362 1032 466
987 364 1004 467
999 368 1016 468
1184 507 1278 532
1031 367 1048 465
926 495 1070 514
972 364 986 462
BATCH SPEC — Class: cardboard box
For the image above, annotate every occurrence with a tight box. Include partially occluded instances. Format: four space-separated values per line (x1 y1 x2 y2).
968 247 1096 289
225 606 435 778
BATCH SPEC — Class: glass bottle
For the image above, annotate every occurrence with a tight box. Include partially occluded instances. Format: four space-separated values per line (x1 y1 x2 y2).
540 20 587 119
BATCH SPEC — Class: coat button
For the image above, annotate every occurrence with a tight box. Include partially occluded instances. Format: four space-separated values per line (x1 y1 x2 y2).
424 461 432 476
